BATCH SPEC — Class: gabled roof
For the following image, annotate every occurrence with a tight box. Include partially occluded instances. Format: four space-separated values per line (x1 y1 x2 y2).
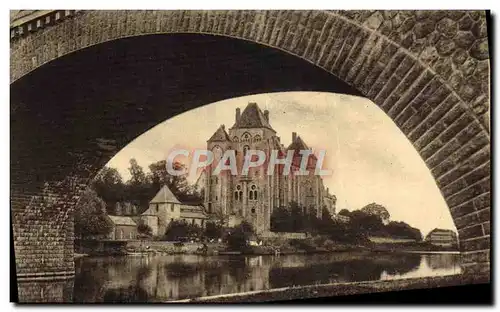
287 135 309 151
231 102 275 131
150 185 181 204
108 215 137 226
208 125 231 142
428 228 457 235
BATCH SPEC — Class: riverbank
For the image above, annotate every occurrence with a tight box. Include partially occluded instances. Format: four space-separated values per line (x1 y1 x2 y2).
168 273 488 303
75 236 458 257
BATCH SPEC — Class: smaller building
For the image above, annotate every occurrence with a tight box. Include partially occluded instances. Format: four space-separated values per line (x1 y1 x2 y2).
141 185 209 237
425 228 458 247
107 215 138 240
323 190 337 216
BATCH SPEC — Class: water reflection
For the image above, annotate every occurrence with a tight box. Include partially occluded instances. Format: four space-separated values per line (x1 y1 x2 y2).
74 252 461 302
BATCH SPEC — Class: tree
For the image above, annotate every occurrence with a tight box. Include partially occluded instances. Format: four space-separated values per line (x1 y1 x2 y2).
289 201 305 232
164 220 190 241
361 203 390 224
338 209 350 216
137 220 153 238
126 159 153 209
270 206 292 232
385 221 423 241
204 221 224 240
148 160 193 200
317 207 335 234
74 188 112 239
163 220 201 241
226 221 255 252
349 210 384 235
92 167 126 213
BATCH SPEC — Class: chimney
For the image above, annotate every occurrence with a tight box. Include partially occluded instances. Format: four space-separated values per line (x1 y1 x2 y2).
236 108 241 123
292 132 297 142
264 110 269 122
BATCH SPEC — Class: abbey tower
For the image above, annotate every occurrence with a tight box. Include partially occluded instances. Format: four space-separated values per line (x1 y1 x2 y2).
204 102 336 234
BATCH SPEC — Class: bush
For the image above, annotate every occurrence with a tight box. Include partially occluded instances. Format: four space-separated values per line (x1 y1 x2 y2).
225 221 255 252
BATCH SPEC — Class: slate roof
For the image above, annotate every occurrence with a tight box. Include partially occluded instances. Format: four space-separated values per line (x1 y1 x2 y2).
427 228 457 236
180 205 209 219
208 125 231 142
108 215 137 226
150 185 181 204
231 102 275 131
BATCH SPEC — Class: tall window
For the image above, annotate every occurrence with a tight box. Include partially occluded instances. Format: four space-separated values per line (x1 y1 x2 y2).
235 185 243 202
170 203 174 212
249 185 258 201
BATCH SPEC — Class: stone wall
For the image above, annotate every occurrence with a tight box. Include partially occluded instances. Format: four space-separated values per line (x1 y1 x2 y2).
260 231 307 240
10 10 490 300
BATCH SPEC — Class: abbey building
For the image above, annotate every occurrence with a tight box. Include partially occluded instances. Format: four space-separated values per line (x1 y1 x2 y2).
203 102 336 234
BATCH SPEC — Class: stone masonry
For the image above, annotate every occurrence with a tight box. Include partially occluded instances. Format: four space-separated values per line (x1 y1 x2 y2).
10 10 490 301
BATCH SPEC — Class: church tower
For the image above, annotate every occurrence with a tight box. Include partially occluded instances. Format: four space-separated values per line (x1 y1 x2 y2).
204 101 334 234
205 124 231 218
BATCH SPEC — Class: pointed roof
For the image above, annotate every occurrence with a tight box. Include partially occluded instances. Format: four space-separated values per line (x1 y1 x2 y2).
150 185 181 204
287 135 310 151
231 102 275 131
208 125 231 142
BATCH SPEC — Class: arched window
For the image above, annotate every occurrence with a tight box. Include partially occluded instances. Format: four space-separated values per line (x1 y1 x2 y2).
235 185 243 202
253 135 262 142
241 132 252 143
119 229 124 240
249 185 258 201
243 145 250 157
232 136 239 142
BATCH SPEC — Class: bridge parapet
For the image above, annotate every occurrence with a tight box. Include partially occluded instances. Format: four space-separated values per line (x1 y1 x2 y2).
10 10 80 41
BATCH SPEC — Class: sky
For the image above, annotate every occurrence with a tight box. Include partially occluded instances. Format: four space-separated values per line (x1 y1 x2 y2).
106 91 456 236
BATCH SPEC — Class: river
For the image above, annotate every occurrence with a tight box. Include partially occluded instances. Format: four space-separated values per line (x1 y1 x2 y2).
73 252 461 302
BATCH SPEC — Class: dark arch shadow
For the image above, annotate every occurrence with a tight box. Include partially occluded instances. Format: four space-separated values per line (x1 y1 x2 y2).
11 33 363 190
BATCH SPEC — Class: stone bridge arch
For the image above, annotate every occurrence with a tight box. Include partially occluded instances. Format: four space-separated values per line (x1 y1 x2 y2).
10 10 490 298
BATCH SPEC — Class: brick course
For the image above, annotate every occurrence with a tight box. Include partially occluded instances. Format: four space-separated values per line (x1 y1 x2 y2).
10 10 490 301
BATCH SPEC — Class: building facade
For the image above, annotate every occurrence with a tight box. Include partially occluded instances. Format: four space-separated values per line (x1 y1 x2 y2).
107 215 138 240
141 185 208 237
203 102 336 234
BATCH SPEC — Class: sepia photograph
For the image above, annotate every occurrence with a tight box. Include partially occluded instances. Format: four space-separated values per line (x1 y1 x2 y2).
9 9 491 304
